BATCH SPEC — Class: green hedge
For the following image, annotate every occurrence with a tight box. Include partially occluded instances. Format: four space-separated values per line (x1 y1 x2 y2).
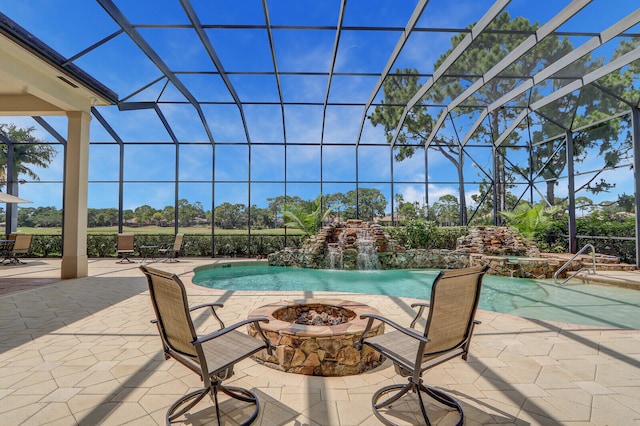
29 234 63 257
539 215 636 264
17 219 636 264
23 227 465 259
384 220 468 250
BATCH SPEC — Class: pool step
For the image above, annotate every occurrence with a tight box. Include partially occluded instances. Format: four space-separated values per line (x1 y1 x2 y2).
573 270 640 290
558 261 636 272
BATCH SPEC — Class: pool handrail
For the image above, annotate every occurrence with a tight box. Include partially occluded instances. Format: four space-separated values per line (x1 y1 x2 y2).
553 243 596 285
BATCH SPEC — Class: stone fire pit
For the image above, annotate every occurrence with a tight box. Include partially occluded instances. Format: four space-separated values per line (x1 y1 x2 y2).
247 299 385 376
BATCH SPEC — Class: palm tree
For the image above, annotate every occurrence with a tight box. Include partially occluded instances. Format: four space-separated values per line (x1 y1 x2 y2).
1 124 57 186
0 123 57 231
282 196 332 236
500 202 562 241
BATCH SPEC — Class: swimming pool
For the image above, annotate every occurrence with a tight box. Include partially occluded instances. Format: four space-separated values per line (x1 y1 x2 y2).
193 264 548 313
193 264 640 329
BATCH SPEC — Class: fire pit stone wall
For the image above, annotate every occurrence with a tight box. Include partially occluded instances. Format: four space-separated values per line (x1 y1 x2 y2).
247 299 385 376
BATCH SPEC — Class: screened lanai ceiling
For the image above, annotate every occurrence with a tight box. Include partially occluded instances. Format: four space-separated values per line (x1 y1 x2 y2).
1 0 640 217
2 0 639 145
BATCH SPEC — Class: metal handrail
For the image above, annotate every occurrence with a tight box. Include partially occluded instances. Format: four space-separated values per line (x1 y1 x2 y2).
553 243 596 285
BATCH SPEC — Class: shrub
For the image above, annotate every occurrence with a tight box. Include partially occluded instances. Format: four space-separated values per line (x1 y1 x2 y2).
540 213 636 263
385 220 468 250
30 235 62 257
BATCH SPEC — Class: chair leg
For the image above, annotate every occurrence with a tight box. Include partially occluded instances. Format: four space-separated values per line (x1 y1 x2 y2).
161 252 179 263
167 387 210 425
166 383 259 426
116 253 135 263
3 255 24 265
218 384 260 425
371 378 463 426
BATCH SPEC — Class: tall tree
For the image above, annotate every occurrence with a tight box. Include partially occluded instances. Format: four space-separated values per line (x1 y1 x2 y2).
323 192 347 222
340 188 387 221
521 36 639 205
370 12 576 223
178 199 205 227
133 205 158 225
430 194 459 226
0 123 57 232
214 202 246 229
0 123 57 188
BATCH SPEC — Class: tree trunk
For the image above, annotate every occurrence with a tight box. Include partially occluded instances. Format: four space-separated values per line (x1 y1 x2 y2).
491 111 506 224
458 149 468 225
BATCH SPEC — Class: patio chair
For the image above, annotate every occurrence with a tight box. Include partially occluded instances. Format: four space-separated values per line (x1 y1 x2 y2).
158 233 184 262
0 239 13 263
115 233 136 263
2 234 32 264
139 265 273 426
357 265 488 426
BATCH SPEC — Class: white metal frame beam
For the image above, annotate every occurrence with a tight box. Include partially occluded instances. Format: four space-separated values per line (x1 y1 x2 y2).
493 44 640 148
354 0 430 147
460 8 640 147
420 0 590 148
388 0 510 149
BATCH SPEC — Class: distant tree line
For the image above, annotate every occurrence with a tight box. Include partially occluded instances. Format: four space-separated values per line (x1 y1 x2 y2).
3 189 387 229
4 189 634 231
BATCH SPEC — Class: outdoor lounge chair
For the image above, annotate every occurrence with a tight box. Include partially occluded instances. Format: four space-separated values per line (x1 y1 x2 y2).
158 233 184 262
115 233 136 263
2 234 32 264
139 265 273 426
357 265 488 426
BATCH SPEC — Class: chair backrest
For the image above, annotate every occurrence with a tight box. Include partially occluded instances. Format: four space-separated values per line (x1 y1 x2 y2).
117 234 135 250
173 233 184 251
140 265 199 358
422 265 487 357
12 234 32 253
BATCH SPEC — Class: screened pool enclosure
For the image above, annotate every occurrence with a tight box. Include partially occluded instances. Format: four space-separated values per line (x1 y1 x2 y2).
1 0 640 275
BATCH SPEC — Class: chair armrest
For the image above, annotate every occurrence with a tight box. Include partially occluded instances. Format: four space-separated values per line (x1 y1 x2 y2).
194 317 270 345
359 313 430 344
409 302 430 329
190 302 226 328
189 302 224 312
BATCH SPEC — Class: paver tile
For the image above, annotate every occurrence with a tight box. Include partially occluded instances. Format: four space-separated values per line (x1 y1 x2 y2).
0 258 638 425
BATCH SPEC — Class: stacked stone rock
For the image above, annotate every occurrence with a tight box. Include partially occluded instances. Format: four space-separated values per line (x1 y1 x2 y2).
269 220 401 269
456 226 540 256
267 220 473 270
267 224 577 277
247 300 385 376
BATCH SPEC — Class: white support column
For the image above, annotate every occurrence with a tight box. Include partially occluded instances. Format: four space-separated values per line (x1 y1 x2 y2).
61 110 91 278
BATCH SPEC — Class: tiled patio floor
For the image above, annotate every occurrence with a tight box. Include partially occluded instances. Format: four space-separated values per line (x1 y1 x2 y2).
1 258 639 425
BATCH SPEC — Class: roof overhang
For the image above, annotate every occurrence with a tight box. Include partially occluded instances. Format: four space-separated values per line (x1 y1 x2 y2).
0 13 117 116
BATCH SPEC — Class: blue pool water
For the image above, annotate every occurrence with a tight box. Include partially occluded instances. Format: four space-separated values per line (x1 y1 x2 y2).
192 265 548 314
193 264 640 329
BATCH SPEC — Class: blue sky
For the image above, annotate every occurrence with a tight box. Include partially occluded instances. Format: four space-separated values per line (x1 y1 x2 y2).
1 0 638 212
